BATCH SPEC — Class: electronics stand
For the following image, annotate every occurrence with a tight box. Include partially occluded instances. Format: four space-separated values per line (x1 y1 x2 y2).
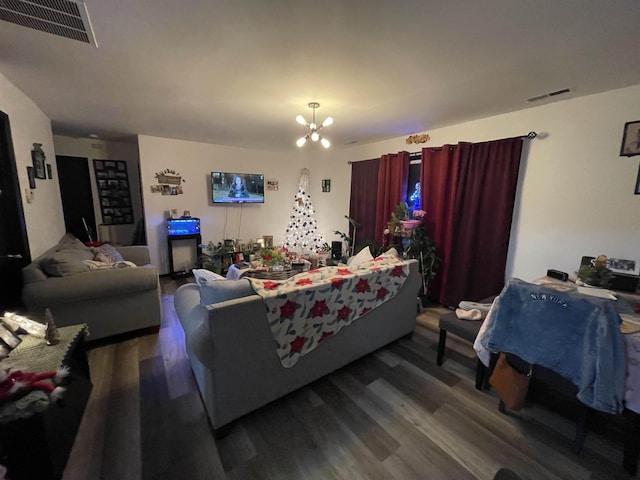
167 217 202 277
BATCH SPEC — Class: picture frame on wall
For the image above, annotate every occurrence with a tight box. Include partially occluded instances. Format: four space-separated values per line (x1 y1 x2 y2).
31 143 47 179
620 120 640 157
635 163 640 195
93 159 134 225
26 166 36 189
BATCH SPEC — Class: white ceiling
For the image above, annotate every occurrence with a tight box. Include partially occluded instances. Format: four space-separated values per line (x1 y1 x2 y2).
1 1 640 152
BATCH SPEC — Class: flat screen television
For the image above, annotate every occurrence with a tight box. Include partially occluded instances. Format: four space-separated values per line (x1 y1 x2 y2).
211 172 265 204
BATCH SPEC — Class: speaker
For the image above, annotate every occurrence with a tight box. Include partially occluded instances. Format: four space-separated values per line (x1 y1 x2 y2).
331 241 342 261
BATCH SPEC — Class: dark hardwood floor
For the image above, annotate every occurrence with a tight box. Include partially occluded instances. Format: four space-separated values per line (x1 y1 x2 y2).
61 276 635 479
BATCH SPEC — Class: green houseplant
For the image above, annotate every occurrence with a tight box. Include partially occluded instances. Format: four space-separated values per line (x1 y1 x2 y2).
404 217 439 303
333 215 361 257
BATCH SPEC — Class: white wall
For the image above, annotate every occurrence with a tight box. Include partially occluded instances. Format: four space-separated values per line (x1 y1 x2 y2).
323 84 640 282
53 135 143 245
0 72 65 258
137 135 350 274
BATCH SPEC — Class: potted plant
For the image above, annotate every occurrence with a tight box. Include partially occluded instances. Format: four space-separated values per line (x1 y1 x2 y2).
387 202 409 236
259 247 284 268
577 255 612 287
333 215 361 257
404 212 439 304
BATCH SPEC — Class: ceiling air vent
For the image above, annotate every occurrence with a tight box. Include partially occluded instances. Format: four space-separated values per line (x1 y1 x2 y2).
526 88 571 103
0 0 97 46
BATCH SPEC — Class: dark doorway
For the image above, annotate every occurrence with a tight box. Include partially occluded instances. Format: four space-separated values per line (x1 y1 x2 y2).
56 156 96 242
0 111 31 313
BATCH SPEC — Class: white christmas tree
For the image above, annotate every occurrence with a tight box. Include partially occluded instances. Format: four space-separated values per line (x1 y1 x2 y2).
284 168 324 252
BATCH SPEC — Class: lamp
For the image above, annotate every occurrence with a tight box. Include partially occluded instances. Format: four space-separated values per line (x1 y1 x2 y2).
296 102 332 148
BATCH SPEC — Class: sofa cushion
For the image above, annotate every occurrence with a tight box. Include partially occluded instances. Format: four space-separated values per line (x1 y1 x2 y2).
347 246 373 266
42 249 94 277
91 244 124 263
198 278 254 306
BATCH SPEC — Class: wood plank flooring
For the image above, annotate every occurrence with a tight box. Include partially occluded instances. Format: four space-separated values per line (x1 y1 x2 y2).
61 277 635 480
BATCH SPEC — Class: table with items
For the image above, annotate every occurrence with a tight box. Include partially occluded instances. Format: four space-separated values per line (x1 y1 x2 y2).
474 278 640 475
0 323 92 480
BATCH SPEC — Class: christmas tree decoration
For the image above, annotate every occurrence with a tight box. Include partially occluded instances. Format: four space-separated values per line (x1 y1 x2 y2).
284 168 324 252
45 308 60 346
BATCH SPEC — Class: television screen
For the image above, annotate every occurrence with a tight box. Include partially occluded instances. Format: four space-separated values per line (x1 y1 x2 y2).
211 172 265 204
167 218 200 236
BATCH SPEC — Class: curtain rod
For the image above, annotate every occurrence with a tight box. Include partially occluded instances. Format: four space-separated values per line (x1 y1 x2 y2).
410 131 537 157
348 131 538 164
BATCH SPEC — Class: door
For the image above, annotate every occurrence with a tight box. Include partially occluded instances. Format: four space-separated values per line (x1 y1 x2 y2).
56 156 96 242
0 111 31 313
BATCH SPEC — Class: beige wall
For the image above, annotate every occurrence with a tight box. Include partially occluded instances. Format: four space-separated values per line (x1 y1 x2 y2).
137 135 348 274
0 72 65 258
324 84 640 282
52 135 143 246
4 66 639 281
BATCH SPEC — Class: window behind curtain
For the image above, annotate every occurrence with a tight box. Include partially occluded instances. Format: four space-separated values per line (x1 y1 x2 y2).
406 160 421 213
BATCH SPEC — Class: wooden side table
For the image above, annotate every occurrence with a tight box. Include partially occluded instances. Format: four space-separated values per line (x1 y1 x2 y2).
0 325 92 480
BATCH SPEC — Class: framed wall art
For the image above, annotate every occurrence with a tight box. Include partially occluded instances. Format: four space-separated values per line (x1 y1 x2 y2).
26 166 36 189
31 142 47 179
620 120 640 157
635 163 640 195
93 159 134 225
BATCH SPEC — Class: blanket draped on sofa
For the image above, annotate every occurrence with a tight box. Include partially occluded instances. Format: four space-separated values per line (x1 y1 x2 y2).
248 254 410 367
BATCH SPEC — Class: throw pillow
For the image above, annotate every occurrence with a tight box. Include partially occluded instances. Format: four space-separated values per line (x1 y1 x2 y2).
192 268 225 285
91 243 124 263
94 252 113 264
55 237 90 252
347 246 373 266
378 247 400 259
42 249 94 277
198 279 254 306
57 232 78 244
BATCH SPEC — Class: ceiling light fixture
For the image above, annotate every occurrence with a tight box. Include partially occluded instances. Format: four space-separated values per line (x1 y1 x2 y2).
296 102 333 148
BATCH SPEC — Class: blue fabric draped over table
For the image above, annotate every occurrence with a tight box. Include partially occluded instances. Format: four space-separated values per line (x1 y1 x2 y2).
476 278 625 414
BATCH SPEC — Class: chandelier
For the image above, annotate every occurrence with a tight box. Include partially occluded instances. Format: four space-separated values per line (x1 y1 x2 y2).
296 102 333 148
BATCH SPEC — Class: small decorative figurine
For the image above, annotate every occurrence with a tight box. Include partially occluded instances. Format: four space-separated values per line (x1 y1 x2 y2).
45 308 60 346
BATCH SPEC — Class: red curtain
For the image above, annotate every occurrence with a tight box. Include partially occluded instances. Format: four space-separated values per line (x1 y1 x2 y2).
420 145 464 303
349 158 380 250
421 138 523 306
374 152 410 244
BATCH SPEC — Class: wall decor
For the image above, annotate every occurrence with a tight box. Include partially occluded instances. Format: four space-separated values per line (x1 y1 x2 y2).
151 169 185 194
93 159 134 225
405 133 431 145
635 163 640 195
267 179 279 191
26 166 36 189
46 163 52 179
620 120 640 157
322 179 331 192
31 142 47 179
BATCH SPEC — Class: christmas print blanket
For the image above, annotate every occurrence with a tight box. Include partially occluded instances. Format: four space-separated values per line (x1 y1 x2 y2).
247 252 411 368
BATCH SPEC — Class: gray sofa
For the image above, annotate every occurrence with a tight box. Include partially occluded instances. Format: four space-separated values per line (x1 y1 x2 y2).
174 259 420 431
22 242 162 341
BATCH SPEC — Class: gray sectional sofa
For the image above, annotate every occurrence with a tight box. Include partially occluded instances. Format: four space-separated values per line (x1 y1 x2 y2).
174 258 420 431
21 240 162 341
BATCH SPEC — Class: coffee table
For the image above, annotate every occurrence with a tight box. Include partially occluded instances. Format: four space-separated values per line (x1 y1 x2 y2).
0 324 92 479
